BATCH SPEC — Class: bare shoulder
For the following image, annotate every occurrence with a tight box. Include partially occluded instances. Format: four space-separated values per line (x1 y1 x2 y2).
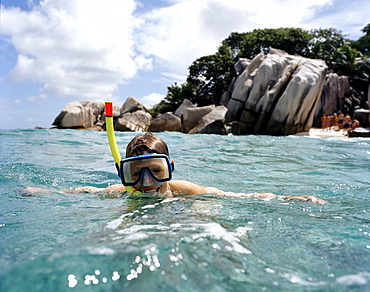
169 180 222 196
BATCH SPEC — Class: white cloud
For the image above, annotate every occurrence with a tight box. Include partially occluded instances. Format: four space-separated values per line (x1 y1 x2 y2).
27 0 38 9
160 72 187 85
302 0 370 40
14 99 22 104
140 92 165 108
2 0 151 101
135 0 334 78
26 94 48 104
1 0 368 107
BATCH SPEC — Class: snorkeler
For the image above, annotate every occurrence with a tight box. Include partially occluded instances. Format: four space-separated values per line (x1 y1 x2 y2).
24 102 325 204
77 132 323 204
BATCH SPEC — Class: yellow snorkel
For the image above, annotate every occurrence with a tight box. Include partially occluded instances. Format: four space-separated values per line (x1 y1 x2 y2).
105 102 121 165
105 102 142 196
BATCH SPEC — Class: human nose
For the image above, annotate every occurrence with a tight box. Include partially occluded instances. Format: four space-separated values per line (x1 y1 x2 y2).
142 170 155 186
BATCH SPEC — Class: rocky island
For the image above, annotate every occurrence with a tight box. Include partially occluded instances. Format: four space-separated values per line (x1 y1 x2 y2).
51 49 370 137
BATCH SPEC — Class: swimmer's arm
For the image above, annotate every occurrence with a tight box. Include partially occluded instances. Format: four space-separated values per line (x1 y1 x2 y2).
170 180 326 204
22 184 126 194
232 192 326 204
68 184 126 193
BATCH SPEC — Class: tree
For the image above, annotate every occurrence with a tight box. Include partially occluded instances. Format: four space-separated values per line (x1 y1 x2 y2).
331 45 370 102
353 23 370 57
237 28 312 59
307 28 350 69
221 32 247 58
186 49 235 106
362 23 370 34
225 28 349 68
151 82 195 114
332 46 363 76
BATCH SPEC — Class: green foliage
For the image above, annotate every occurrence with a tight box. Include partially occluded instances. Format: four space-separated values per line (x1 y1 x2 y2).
307 28 350 68
333 24 370 82
221 32 247 58
186 50 235 106
362 23 370 34
222 28 350 67
237 28 312 59
151 26 368 114
332 45 363 76
353 23 370 57
151 82 195 114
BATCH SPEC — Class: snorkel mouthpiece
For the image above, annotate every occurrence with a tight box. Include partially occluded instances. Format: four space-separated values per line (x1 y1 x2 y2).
125 186 143 196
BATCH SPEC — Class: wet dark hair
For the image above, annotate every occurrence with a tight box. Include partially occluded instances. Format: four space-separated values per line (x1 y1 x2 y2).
126 133 170 158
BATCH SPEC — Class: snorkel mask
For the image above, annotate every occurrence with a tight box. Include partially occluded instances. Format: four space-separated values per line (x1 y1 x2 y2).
120 154 173 186
105 102 173 196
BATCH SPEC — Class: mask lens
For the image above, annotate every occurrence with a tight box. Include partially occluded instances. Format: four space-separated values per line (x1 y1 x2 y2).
147 157 169 180
121 155 172 186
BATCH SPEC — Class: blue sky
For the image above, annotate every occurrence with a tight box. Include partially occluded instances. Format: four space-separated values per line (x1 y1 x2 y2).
1 0 369 129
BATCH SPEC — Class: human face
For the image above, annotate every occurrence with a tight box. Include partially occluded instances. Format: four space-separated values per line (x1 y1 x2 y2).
120 154 173 192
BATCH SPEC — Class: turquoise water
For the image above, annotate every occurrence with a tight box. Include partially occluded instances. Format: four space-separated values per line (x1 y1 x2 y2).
0 129 369 291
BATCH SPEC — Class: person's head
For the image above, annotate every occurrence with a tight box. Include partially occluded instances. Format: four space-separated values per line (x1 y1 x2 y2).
121 133 174 194
126 133 169 158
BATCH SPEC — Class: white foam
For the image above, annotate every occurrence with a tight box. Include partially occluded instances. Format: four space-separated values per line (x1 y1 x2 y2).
283 273 327 286
203 222 252 254
336 272 370 285
105 212 134 230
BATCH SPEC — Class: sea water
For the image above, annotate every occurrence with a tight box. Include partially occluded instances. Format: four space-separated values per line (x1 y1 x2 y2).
0 129 369 291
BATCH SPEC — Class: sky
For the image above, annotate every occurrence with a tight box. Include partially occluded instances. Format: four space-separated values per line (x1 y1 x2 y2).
1 0 369 129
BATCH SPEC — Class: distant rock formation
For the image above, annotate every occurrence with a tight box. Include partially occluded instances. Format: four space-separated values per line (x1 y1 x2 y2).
52 100 105 129
187 106 228 134
174 98 196 117
348 127 370 138
315 73 350 118
149 113 181 132
51 49 368 136
153 100 228 134
353 109 370 128
312 73 369 127
182 105 215 133
115 97 152 132
225 48 328 135
52 97 225 134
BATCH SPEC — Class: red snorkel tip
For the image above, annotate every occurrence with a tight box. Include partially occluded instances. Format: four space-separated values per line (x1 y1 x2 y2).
105 102 113 117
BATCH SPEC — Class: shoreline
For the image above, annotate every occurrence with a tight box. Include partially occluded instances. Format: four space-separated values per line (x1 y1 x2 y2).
4 127 367 139
295 127 349 138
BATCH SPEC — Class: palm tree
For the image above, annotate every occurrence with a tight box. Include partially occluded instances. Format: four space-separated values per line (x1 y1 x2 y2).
333 45 364 77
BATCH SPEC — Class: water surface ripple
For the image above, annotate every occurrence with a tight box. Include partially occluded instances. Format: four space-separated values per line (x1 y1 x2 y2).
0 129 369 291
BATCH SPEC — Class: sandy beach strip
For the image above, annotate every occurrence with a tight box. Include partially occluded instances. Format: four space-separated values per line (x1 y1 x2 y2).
295 127 348 138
